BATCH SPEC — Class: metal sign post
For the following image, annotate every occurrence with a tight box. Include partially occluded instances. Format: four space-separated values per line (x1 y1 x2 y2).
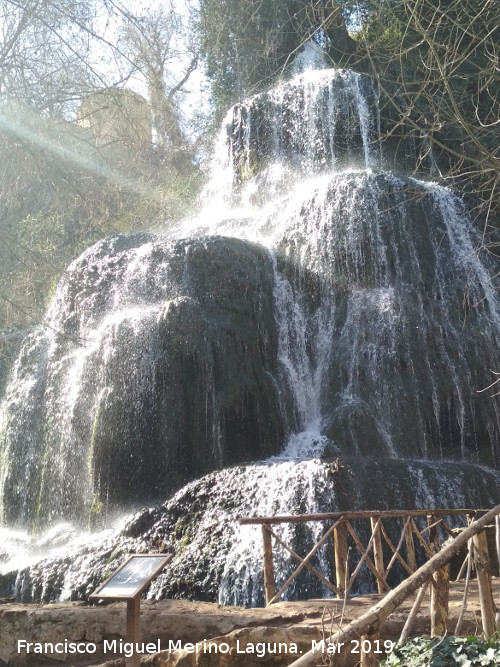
89 553 172 667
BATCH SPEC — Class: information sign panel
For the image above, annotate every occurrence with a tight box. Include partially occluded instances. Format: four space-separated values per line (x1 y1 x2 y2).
89 554 171 600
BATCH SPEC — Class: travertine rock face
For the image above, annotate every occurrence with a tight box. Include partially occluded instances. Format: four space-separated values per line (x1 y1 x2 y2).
3 173 500 535
0 234 285 527
1 66 500 609
269 173 500 464
5 458 500 607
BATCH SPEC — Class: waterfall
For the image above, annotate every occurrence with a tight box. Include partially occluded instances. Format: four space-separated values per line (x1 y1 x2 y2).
1 65 500 605
191 166 500 464
203 67 381 213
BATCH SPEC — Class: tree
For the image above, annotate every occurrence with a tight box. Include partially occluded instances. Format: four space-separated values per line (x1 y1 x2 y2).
0 0 203 376
356 0 500 222
118 5 200 170
0 0 112 114
198 0 358 116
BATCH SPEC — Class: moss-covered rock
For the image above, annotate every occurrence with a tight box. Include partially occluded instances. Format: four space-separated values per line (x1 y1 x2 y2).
5 457 500 604
0 234 288 526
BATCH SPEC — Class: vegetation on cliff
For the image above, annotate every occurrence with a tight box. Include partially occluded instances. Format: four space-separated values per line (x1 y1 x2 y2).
1 0 498 386
199 0 499 220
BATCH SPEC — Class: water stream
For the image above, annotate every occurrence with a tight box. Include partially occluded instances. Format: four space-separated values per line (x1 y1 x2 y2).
1 63 499 605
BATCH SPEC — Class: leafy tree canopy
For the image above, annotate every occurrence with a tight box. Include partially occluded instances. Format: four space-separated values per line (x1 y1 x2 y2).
0 0 203 378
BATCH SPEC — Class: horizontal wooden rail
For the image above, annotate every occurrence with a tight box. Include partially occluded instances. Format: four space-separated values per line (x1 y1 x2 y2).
239 508 490 525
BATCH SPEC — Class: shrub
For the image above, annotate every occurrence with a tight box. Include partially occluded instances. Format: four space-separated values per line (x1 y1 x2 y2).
383 636 500 666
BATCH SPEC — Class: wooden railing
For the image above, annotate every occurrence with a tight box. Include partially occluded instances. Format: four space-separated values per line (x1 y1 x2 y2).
240 508 500 640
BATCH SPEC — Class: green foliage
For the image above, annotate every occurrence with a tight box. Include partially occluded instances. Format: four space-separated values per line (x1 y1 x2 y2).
173 502 202 552
0 103 202 339
199 0 358 118
383 636 500 666
200 0 299 112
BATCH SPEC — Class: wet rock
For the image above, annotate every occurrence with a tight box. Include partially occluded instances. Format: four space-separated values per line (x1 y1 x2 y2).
0 235 286 527
5 459 500 606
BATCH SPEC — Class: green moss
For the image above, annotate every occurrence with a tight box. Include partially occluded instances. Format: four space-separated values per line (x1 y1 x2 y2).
107 546 126 564
174 507 202 552
324 460 341 476
87 494 103 530
101 547 128 580
88 399 103 481
235 148 260 184
32 417 53 534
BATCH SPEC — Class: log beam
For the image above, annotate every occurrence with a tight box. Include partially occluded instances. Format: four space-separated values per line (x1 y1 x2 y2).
429 515 449 637
240 508 487 526
334 521 348 595
360 631 379 667
371 518 385 595
404 517 417 573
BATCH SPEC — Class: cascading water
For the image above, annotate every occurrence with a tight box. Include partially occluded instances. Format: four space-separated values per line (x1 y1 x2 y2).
1 62 500 605
204 67 382 214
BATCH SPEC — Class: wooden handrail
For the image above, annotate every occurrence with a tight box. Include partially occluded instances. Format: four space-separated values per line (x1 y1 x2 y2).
239 508 488 525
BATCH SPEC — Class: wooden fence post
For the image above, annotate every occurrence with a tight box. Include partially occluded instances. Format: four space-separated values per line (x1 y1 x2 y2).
262 524 276 605
126 597 141 667
496 516 500 576
430 564 450 637
428 515 449 637
371 518 385 594
360 631 379 666
334 521 348 595
472 529 496 638
404 517 417 572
